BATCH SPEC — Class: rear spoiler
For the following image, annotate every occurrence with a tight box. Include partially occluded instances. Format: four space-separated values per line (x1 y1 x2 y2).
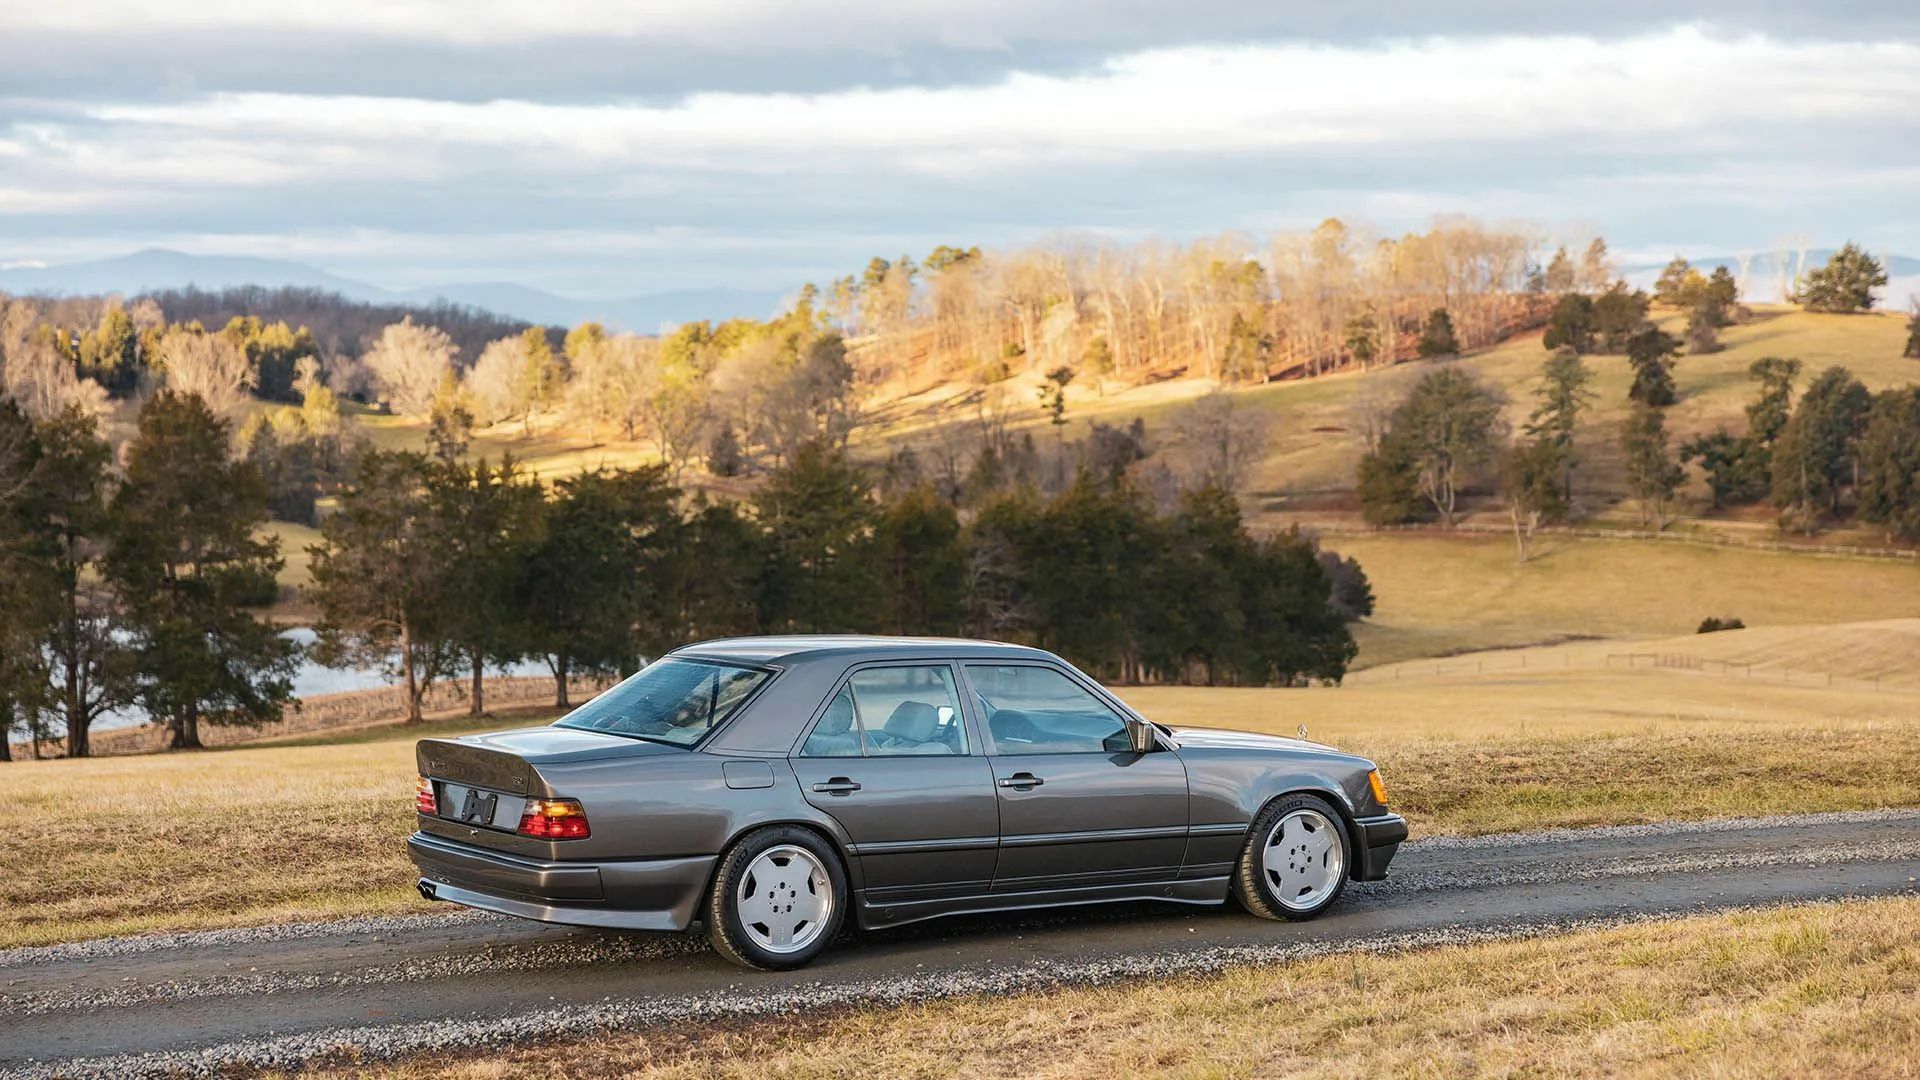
416 738 546 797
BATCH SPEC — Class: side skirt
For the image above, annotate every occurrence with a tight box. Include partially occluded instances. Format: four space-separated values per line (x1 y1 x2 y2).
854 875 1231 930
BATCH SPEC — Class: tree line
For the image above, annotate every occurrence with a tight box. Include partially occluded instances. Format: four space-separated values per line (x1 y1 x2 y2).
1354 244 1920 555
140 285 534 370
25 226 1863 543
307 428 1366 729
0 388 1366 759
834 218 1574 390
0 394 296 758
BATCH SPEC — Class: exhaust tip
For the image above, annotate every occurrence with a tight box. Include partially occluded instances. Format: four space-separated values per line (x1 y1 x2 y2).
417 880 439 901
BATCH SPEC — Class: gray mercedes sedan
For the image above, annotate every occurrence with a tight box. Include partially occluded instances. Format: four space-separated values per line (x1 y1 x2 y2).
409 636 1406 969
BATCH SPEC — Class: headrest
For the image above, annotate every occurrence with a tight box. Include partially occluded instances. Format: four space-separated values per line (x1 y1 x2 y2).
882 700 939 743
816 694 855 735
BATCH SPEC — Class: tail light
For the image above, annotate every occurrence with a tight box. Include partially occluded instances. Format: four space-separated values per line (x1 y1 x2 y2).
518 798 590 840
415 776 437 815
1368 769 1390 807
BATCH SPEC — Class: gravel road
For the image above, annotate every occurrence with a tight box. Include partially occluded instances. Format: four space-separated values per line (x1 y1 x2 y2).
4 809 1917 1078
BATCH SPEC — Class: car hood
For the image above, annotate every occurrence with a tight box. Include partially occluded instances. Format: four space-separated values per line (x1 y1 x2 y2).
455 725 688 764
1169 725 1344 755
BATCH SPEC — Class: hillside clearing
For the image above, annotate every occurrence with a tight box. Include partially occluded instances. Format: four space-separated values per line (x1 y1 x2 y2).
1324 531 1920 666
331 305 1917 516
850 305 1916 509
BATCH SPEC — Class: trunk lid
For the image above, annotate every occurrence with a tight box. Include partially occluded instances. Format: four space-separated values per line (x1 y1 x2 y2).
417 726 680 785
414 726 687 848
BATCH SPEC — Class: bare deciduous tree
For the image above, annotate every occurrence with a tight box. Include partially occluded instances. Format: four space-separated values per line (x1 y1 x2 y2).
1 320 111 423
364 317 458 419
1169 387 1273 494
468 334 536 427
153 326 255 420
842 217 1546 396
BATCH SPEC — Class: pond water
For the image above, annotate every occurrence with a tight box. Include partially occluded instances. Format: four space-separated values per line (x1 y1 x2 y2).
92 627 553 734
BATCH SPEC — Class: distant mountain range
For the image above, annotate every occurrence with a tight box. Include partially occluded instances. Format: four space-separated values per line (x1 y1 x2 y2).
4 246 1912 331
0 249 790 331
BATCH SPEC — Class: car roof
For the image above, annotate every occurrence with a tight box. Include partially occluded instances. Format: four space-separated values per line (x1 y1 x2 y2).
672 634 1057 667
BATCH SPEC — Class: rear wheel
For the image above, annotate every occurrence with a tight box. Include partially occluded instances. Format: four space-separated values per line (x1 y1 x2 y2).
1232 794 1352 921
707 825 847 970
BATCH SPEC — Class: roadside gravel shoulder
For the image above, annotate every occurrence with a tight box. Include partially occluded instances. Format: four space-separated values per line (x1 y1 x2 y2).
0 904 1832 1080
4 808 1917 1079
7 807 1917 970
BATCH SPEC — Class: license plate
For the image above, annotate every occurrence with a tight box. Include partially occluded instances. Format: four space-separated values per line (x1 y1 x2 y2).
438 783 522 829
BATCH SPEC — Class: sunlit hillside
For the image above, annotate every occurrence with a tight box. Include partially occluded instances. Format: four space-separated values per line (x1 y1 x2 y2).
1326 531 1920 666
334 304 1915 523
849 303 1917 524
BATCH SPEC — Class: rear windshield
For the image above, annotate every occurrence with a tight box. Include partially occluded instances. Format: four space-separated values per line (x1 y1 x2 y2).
555 658 769 746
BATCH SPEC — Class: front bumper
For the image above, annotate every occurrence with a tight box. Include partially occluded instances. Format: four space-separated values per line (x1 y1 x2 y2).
408 831 715 932
1351 813 1408 881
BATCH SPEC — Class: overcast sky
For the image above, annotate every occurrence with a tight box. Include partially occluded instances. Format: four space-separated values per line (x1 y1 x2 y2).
2 2 1916 297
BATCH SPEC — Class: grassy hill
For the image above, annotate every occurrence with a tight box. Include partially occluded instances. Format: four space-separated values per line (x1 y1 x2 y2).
856 303 1915 519
1325 531 1920 665
290 305 1918 665
331 303 1915 512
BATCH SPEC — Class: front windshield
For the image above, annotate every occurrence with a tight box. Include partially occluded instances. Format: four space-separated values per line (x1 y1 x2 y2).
555 658 769 746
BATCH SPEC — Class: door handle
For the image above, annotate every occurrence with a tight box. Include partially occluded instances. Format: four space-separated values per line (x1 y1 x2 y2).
998 773 1044 789
811 778 862 795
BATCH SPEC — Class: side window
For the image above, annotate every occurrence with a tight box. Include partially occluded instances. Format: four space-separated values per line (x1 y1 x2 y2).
799 686 861 756
798 665 967 757
966 664 1128 754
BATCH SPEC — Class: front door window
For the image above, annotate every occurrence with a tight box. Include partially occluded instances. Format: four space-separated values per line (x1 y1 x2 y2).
965 663 1128 754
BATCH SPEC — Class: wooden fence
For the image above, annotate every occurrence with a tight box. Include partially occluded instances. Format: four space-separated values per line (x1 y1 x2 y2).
1289 520 1918 562
1347 650 1911 694
1601 653 1901 693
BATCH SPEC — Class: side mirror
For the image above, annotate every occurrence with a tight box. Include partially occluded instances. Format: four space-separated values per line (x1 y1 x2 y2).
1124 717 1157 754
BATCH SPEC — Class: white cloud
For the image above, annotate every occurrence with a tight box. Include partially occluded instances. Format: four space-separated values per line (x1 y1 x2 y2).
0 0 1031 46
51 28 1914 187
2 24 1914 290
0 187 123 214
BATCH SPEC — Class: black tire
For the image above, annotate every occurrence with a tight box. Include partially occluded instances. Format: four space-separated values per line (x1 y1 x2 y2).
1232 793 1353 921
706 825 848 970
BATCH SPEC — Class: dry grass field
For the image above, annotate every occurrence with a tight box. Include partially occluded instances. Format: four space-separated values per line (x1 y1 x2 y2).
265 519 324 590
1127 621 1920 836
6 622 1915 949
314 896 1920 1079
1324 531 1920 665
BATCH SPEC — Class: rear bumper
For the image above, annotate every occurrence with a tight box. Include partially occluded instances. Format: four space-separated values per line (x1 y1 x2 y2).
408 831 715 932
1351 813 1408 882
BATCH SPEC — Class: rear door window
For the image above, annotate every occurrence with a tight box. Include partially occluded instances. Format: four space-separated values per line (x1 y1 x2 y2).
798 665 968 756
965 664 1129 754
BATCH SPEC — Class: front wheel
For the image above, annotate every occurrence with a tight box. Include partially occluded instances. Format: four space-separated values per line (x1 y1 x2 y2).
1232 794 1352 921
706 825 848 970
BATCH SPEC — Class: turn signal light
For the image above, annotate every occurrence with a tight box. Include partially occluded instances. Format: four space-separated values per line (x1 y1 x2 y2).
415 776 437 815
1368 769 1390 807
518 798 590 840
